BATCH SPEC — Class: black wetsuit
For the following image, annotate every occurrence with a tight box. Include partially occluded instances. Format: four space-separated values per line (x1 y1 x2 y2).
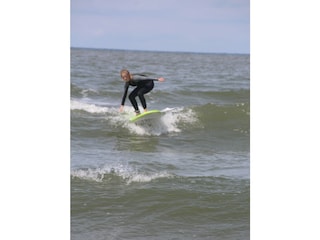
121 75 158 112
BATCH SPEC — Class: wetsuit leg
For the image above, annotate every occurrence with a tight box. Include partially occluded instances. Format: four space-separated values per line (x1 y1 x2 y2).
129 81 154 112
137 81 154 109
129 87 140 112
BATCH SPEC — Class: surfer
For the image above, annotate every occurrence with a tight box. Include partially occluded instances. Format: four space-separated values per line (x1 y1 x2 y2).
119 69 165 115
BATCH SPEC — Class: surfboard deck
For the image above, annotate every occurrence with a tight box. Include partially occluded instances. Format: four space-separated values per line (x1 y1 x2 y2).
129 110 162 123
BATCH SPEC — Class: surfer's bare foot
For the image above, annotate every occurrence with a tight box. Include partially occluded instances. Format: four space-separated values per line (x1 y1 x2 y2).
144 109 148 113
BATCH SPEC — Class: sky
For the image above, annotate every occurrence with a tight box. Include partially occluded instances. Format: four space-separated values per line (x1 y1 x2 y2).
71 0 249 53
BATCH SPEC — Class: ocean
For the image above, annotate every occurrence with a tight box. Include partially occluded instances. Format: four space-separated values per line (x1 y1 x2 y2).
71 48 250 240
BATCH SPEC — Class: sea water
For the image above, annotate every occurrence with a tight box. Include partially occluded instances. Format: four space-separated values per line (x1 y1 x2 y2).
71 48 250 240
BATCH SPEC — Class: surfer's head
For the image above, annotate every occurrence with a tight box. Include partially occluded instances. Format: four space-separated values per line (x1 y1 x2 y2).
120 69 131 82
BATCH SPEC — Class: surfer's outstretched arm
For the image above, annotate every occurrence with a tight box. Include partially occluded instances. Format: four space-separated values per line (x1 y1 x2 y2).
132 76 165 82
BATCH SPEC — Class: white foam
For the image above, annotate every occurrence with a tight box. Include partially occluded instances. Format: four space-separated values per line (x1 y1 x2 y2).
71 167 106 182
80 88 98 98
126 172 171 184
123 107 199 136
70 101 199 136
71 100 112 113
71 163 172 184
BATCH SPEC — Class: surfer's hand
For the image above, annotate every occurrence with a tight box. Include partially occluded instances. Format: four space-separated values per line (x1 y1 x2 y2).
119 105 124 112
158 77 165 82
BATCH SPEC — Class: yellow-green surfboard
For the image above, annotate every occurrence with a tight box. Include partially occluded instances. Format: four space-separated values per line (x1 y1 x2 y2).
129 110 162 123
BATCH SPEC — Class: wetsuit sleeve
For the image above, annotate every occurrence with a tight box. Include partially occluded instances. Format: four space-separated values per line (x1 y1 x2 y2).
132 74 159 82
121 82 129 106
135 77 159 81
132 77 158 83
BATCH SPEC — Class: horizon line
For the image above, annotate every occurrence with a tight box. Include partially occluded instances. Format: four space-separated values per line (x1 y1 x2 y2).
70 46 250 55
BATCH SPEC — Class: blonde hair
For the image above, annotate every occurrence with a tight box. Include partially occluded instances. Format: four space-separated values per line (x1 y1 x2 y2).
120 69 130 76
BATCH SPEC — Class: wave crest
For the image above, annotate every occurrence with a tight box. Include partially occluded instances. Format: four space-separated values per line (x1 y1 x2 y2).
71 164 173 185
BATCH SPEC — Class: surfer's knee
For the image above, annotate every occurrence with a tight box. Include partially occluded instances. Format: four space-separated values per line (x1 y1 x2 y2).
137 91 145 98
129 93 136 101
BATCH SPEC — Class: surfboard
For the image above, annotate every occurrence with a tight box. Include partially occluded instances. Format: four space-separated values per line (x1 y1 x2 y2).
129 110 162 123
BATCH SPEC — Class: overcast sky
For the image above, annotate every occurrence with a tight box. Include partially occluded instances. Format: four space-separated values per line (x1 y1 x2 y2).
71 0 249 53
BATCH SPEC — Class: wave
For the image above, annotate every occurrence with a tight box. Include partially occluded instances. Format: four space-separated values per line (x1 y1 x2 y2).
71 99 249 137
71 163 173 185
70 162 248 189
71 99 114 114
71 83 101 98
71 100 199 136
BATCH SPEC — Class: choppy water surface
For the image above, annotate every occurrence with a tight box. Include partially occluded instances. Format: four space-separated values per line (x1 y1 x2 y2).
71 48 250 240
